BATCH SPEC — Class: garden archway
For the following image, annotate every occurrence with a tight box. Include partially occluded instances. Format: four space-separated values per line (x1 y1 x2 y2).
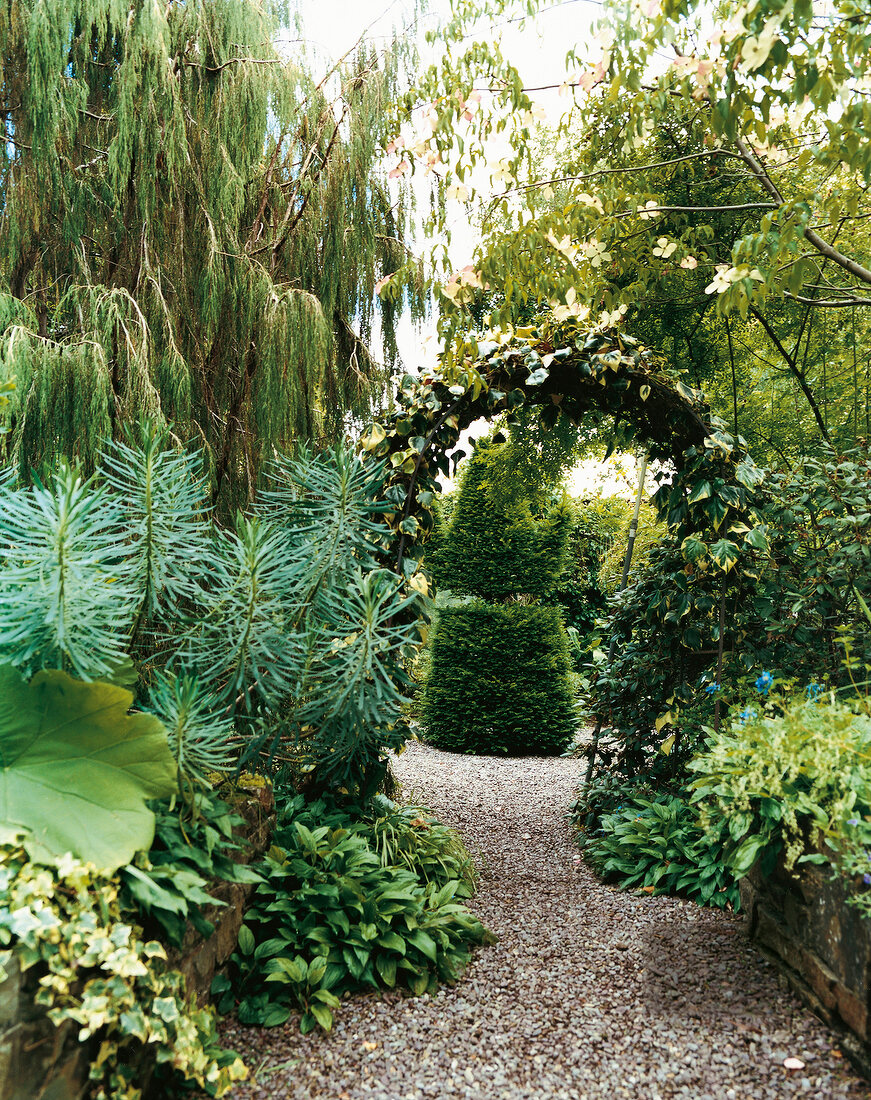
361 320 769 583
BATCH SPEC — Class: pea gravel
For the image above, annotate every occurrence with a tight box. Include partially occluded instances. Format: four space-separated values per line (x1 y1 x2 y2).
220 742 871 1099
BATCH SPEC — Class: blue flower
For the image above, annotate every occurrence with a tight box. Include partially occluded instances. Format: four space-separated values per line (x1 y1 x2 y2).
705 682 720 695
848 818 860 827
739 707 757 724
805 682 823 701
864 873 871 886
755 671 773 694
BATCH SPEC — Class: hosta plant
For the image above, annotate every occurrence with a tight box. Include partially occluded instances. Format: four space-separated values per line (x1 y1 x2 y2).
219 796 491 1032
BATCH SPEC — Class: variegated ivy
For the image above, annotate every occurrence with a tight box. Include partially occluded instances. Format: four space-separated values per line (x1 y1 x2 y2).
0 846 247 1100
361 317 769 582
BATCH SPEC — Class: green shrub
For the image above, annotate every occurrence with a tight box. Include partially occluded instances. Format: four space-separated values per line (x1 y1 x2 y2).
580 787 739 909
691 694 871 912
433 439 571 601
421 603 577 755
219 796 491 1032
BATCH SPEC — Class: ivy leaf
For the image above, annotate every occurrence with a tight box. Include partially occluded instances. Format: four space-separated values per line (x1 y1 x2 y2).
744 525 769 552
360 423 387 452
735 459 765 489
709 539 740 573
687 480 712 504
526 367 549 386
705 497 728 530
681 536 707 562
0 665 177 871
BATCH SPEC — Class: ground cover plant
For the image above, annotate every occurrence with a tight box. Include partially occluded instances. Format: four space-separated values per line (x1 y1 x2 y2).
219 794 490 1032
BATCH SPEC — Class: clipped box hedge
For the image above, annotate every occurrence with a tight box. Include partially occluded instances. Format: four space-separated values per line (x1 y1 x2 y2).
421 602 577 756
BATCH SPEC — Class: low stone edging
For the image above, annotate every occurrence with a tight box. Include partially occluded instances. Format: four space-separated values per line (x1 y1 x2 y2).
741 854 871 1078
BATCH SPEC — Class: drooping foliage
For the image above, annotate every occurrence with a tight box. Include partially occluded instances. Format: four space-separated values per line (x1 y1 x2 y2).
0 0 427 508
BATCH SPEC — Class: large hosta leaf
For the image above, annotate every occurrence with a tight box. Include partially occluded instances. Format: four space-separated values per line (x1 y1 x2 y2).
0 665 177 871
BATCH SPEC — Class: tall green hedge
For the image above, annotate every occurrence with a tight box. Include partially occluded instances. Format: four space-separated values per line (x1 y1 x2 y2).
421 603 577 755
432 440 570 601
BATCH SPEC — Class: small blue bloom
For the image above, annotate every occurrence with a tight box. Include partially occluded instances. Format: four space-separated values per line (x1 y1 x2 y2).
864 873 871 886
705 682 720 695
848 818 860 827
805 682 823 701
755 671 774 695
739 707 757 724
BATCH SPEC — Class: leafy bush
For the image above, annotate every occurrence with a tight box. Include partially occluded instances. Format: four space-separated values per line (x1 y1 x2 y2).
421 603 578 755
580 787 738 909
691 694 871 910
585 446 871 782
0 846 247 1100
219 796 490 1032
0 429 424 806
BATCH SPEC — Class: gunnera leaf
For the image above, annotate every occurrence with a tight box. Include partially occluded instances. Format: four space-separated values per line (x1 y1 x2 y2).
0 665 177 871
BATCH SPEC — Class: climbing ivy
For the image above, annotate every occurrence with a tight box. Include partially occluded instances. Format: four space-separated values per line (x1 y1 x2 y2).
362 317 769 584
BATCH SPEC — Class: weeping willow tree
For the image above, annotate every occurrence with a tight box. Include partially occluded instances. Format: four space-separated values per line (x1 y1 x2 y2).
0 0 427 508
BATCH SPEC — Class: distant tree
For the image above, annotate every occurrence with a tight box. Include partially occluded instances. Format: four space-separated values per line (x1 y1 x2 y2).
422 433 577 755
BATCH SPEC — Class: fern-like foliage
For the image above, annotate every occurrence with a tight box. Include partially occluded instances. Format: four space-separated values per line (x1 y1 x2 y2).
0 467 139 679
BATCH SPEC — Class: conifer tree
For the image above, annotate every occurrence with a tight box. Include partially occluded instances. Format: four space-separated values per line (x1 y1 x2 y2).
0 0 426 508
423 434 577 756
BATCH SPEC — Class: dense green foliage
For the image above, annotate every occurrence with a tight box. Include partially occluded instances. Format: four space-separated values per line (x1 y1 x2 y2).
691 694 871 914
0 428 423 815
585 447 871 781
218 794 490 1032
581 789 739 910
431 437 571 601
422 603 577 756
0 0 426 509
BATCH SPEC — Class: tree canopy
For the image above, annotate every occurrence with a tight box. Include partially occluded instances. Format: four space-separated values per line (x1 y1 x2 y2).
0 0 426 507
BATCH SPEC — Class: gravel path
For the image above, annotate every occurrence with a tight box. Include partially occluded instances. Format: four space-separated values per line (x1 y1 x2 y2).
221 742 871 1099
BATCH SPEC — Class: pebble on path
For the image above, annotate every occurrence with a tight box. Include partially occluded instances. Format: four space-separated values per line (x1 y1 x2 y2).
219 742 871 1100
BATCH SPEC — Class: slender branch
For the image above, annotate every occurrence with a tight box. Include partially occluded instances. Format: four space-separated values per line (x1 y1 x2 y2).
785 292 871 307
498 149 745 196
734 137 871 286
749 305 831 443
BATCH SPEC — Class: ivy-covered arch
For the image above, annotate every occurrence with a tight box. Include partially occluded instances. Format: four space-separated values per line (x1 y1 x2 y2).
361 320 768 583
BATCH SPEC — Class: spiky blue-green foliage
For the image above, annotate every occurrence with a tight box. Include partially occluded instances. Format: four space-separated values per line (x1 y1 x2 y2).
146 673 236 791
180 515 300 709
0 0 428 509
101 421 213 626
0 467 139 679
0 425 425 796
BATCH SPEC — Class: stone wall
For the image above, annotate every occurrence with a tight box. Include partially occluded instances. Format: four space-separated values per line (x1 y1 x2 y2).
741 854 871 1078
0 788 273 1100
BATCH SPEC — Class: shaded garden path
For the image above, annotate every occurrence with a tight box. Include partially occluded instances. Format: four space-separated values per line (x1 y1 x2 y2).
222 743 871 1099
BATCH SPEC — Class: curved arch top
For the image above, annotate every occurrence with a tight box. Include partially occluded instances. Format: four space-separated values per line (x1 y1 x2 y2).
361 321 768 581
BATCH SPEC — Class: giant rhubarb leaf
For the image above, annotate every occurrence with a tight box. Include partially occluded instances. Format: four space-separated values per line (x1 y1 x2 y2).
0 665 177 870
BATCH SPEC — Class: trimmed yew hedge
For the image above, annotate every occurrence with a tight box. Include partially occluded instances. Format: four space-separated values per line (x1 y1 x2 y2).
421 603 577 756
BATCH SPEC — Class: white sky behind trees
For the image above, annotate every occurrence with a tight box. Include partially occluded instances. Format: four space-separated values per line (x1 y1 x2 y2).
293 0 643 498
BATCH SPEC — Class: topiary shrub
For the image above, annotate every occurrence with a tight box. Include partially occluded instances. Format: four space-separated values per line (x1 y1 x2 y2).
421 603 577 755
433 438 571 601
